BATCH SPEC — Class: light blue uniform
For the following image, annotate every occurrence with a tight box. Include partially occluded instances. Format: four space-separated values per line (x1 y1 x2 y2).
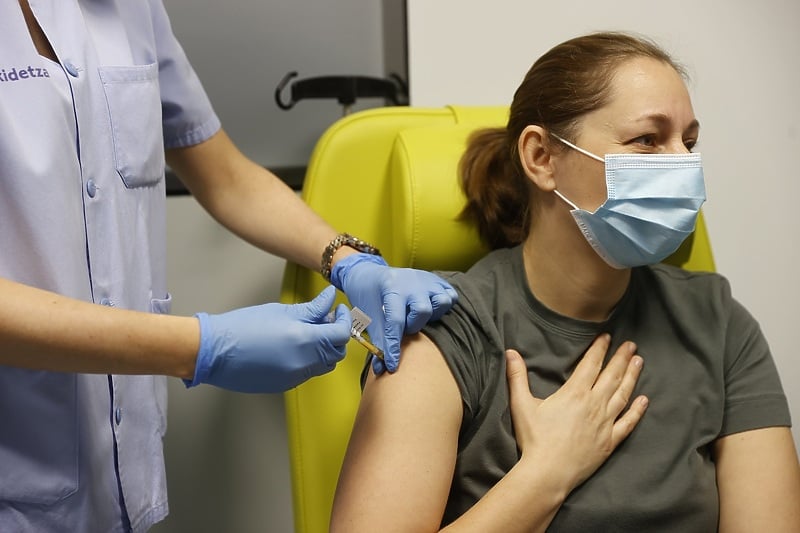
0 1 220 531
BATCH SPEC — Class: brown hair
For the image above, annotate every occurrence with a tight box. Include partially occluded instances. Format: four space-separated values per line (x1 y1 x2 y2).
459 32 686 249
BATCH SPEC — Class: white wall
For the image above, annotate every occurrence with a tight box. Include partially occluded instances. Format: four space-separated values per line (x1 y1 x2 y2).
408 0 800 452
157 196 292 533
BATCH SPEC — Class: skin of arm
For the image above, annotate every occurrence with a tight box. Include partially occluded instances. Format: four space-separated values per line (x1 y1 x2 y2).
0 129 353 378
0 277 199 379
331 333 462 532
715 426 800 532
331 333 647 532
165 128 357 272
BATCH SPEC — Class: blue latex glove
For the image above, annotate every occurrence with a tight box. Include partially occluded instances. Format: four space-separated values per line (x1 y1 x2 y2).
331 253 458 374
184 286 351 393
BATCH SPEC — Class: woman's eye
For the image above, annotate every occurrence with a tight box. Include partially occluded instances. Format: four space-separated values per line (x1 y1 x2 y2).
629 134 656 147
684 138 698 151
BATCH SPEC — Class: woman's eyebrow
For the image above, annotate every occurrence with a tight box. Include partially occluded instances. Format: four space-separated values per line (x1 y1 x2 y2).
633 113 700 133
686 119 701 134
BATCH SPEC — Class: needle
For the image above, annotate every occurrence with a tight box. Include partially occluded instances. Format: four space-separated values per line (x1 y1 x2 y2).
349 306 384 360
350 332 384 360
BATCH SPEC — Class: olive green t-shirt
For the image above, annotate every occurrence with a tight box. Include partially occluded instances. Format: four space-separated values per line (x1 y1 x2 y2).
422 246 790 532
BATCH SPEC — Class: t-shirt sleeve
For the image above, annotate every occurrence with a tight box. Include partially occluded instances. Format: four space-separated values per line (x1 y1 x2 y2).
149 0 221 149
720 282 791 437
422 272 501 427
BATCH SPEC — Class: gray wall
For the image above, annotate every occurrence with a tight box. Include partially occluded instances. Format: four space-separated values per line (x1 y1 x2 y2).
155 1 387 532
164 0 388 167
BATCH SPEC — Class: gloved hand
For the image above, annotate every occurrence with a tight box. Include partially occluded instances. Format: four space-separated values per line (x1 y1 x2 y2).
331 253 458 374
184 285 352 393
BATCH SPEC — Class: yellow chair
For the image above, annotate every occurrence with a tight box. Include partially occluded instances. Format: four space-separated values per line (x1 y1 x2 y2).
280 105 715 533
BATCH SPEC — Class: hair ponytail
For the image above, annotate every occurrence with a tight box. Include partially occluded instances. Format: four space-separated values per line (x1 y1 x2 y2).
459 128 531 249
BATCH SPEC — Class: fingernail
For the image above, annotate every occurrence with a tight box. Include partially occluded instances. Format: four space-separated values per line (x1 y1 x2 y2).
632 355 643 368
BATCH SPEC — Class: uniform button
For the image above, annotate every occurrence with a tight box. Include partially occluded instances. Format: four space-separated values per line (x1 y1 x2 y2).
100 297 112 306
63 61 79 77
86 179 97 198
115 407 122 425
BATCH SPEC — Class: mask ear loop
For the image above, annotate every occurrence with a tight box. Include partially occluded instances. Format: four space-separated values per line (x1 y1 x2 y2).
553 189 579 210
549 132 605 163
548 132 604 210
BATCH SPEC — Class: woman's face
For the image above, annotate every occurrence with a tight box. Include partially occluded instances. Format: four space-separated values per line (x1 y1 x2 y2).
555 57 700 212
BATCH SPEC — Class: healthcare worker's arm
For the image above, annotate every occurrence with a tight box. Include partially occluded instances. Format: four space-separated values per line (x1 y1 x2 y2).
0 276 351 392
715 427 800 532
0 276 199 377
166 129 344 275
166 129 458 372
330 334 648 533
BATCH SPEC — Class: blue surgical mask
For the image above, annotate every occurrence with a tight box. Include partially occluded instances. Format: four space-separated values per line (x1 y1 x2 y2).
551 134 706 269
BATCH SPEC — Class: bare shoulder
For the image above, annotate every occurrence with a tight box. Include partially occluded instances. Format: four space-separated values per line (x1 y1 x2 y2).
362 333 461 406
332 333 463 532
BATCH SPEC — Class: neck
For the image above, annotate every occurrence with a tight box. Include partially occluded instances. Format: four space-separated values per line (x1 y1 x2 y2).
522 222 631 322
19 0 58 62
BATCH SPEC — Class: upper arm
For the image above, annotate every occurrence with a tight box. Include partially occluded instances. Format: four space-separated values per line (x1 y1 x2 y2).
331 333 463 532
715 426 800 533
165 128 256 204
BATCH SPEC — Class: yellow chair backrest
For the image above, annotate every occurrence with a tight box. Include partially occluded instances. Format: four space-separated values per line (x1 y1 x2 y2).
280 105 715 533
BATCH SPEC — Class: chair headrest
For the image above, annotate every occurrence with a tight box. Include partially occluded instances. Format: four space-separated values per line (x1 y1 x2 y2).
386 123 491 272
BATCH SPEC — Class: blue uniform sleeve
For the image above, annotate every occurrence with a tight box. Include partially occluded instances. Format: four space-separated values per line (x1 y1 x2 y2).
148 0 221 149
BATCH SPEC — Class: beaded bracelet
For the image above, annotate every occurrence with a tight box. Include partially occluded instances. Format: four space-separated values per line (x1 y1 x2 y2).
320 233 381 281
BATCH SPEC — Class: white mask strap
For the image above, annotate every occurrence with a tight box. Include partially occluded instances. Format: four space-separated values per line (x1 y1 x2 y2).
553 189 579 210
550 133 605 163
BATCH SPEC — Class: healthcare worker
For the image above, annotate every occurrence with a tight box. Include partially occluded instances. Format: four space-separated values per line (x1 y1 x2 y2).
0 1 457 531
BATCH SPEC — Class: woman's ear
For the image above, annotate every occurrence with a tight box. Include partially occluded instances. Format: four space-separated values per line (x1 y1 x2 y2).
518 125 557 192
